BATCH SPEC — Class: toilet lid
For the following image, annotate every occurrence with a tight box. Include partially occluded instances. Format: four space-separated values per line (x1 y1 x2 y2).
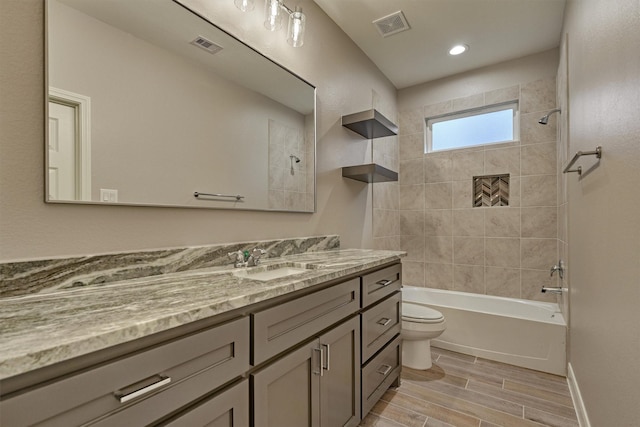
402 303 444 322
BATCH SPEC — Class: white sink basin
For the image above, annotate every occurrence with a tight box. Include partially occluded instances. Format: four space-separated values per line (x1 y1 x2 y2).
233 265 309 281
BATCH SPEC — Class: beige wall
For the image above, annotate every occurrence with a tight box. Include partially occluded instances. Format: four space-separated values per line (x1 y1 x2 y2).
396 51 561 301
561 0 640 425
0 0 397 261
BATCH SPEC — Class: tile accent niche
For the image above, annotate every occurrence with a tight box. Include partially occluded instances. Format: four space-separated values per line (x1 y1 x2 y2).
398 77 559 301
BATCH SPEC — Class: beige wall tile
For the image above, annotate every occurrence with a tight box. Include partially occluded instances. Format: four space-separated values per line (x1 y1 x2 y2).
399 107 424 135
485 146 521 176
373 208 399 237
400 133 425 160
521 143 557 176
400 184 425 210
485 237 521 268
424 153 453 183
521 238 557 270
452 93 485 111
485 267 521 298
521 175 557 207
520 112 557 145
425 262 454 290
425 182 452 209
453 208 485 237
521 207 557 238
373 236 401 251
425 236 453 263
424 210 453 236
401 234 425 261
451 150 485 181
402 261 425 286
400 159 425 185
508 176 521 207
454 265 485 294
400 210 425 236
521 268 556 302
453 237 485 265
373 182 399 210
484 85 519 105
520 77 556 114
485 208 520 237
423 100 453 118
453 180 474 208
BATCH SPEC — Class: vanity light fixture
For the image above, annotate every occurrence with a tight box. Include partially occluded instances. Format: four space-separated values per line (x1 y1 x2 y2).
235 0 306 47
448 44 469 55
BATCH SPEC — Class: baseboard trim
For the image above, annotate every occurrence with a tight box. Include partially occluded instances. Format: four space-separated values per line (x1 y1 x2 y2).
567 362 591 427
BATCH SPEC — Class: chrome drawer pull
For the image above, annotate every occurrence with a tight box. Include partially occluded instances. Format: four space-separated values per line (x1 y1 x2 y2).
377 318 392 326
376 279 394 287
322 343 331 371
313 347 324 377
377 364 393 376
115 375 171 403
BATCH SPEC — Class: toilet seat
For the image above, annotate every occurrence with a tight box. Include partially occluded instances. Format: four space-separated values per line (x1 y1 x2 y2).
402 303 444 324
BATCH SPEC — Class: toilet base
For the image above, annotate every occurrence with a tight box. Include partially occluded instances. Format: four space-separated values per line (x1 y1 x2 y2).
402 338 433 370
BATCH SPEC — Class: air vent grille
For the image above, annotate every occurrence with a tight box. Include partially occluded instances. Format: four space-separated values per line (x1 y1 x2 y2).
190 36 223 54
372 11 410 38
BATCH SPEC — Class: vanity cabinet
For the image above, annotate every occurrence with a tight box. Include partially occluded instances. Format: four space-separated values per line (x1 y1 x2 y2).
252 316 360 427
0 317 250 427
359 263 402 418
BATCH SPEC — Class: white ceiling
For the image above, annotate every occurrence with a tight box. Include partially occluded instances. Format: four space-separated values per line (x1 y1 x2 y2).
313 0 566 89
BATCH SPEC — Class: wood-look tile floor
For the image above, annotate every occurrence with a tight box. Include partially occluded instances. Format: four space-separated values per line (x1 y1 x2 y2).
360 347 578 427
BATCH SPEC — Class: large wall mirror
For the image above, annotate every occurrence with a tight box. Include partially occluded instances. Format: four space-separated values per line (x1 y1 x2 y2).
46 0 316 212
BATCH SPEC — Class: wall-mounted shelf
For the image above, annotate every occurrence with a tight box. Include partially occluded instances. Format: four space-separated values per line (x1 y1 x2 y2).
341 109 398 139
342 163 398 183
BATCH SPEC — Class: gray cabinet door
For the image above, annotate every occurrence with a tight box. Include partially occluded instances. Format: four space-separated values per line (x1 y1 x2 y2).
252 340 321 427
319 316 361 427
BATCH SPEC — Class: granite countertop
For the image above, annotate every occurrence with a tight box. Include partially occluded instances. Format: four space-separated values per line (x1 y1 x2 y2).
0 249 404 380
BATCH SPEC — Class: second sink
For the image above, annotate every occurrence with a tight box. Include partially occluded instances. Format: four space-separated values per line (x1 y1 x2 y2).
233 264 310 282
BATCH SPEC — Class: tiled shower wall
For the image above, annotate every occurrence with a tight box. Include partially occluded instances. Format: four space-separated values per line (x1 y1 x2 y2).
397 78 560 301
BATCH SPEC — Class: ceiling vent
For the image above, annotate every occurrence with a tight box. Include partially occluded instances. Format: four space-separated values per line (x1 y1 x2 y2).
190 36 223 54
372 11 410 38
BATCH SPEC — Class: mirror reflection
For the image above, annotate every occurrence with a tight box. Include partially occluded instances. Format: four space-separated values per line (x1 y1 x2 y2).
46 0 316 212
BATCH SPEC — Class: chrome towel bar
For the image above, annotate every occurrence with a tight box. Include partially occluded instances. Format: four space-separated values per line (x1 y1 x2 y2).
562 146 602 175
193 192 244 201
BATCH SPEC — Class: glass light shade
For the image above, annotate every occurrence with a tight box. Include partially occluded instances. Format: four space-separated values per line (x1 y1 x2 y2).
287 10 306 47
264 0 283 31
234 0 255 12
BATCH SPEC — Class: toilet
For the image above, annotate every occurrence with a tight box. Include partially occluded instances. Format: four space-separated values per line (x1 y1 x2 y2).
401 302 447 370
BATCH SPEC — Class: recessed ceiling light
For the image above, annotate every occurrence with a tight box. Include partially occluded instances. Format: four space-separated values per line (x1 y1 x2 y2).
449 44 469 55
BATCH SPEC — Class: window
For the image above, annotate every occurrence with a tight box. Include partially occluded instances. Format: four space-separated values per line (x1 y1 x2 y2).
426 102 518 153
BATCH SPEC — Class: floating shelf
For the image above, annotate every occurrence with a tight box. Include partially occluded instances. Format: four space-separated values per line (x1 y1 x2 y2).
341 109 398 139
342 163 398 183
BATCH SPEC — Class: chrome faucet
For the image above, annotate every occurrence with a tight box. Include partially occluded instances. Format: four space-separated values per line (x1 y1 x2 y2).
228 250 247 268
541 286 563 294
247 248 267 266
550 260 564 279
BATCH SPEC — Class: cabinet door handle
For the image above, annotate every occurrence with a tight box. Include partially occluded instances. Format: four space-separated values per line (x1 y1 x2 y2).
376 279 394 287
377 364 393 376
313 347 324 376
377 317 392 326
114 375 171 403
321 343 331 371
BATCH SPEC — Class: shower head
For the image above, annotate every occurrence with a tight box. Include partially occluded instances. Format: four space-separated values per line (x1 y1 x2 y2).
290 155 301 163
538 108 561 125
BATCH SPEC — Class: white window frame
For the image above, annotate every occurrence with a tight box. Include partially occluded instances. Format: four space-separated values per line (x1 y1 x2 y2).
425 101 519 153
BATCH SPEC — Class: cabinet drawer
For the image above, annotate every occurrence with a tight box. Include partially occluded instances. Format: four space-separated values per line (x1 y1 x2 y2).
361 335 401 417
252 278 360 366
0 317 250 427
161 379 249 427
361 264 401 308
361 292 401 363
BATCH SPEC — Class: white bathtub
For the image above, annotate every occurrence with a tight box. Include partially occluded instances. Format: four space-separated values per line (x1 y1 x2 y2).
402 286 567 375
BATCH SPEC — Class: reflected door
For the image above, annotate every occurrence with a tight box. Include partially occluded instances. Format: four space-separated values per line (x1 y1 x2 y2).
48 101 77 200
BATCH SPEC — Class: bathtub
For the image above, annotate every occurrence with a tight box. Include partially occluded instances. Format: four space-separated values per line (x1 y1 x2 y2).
402 286 567 375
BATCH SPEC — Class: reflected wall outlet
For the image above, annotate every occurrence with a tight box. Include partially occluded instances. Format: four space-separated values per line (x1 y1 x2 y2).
100 189 118 203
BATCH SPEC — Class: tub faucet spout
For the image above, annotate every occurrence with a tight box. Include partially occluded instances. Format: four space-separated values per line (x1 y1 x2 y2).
541 286 563 294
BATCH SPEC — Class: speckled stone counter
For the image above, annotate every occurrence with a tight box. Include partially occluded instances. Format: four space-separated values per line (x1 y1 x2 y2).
0 247 404 380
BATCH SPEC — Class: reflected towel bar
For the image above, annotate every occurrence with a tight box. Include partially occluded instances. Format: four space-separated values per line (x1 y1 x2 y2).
562 146 602 175
193 192 244 201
